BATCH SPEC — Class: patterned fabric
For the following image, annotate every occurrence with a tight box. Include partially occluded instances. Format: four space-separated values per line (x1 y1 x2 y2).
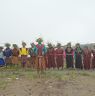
35 44 47 70
4 48 12 57
36 44 47 56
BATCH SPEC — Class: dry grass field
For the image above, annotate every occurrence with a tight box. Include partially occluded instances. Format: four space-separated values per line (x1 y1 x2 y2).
0 67 95 96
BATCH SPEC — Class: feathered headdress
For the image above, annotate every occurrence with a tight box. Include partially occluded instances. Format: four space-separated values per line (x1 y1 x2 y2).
36 38 43 42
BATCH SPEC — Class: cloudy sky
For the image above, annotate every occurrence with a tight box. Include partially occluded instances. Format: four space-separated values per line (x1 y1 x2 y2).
0 0 95 46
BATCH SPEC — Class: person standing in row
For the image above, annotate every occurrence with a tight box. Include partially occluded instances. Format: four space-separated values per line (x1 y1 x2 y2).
11 44 19 67
83 46 91 70
74 43 83 69
29 43 37 68
91 45 95 69
0 47 5 66
65 43 74 68
4 43 12 67
47 43 56 69
55 43 64 70
20 42 28 68
35 38 47 73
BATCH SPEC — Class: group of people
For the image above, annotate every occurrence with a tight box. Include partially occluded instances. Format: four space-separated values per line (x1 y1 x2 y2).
0 38 95 73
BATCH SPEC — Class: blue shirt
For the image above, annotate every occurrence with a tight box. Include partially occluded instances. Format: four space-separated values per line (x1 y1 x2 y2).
4 48 12 57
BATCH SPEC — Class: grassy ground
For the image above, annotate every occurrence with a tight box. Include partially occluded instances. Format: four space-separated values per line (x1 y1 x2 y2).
0 67 95 96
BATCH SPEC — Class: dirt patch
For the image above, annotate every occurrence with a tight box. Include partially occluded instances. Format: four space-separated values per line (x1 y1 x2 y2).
0 77 95 96
0 70 95 96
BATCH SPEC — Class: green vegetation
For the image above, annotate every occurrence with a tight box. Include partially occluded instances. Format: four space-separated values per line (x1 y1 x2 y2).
0 67 95 90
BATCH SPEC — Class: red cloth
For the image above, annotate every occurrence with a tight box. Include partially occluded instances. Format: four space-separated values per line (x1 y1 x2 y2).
92 49 95 69
83 49 91 70
55 48 64 69
36 44 46 70
47 48 56 69
36 44 44 56
12 48 19 56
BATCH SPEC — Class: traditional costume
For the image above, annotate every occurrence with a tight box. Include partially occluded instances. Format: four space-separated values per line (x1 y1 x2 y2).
44 51 48 68
47 43 56 69
35 38 47 73
91 46 95 69
0 47 5 66
11 44 19 65
83 46 91 70
65 43 74 68
74 43 83 69
20 42 28 68
55 43 64 70
4 43 12 66
29 43 37 68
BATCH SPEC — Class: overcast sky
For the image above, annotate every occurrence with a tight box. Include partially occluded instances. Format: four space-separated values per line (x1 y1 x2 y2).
0 0 95 46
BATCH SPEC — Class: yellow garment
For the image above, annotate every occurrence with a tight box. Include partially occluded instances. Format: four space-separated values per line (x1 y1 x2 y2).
20 48 28 55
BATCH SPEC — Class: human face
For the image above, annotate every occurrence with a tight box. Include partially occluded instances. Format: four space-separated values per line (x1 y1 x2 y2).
22 44 26 48
76 44 80 48
67 43 71 47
